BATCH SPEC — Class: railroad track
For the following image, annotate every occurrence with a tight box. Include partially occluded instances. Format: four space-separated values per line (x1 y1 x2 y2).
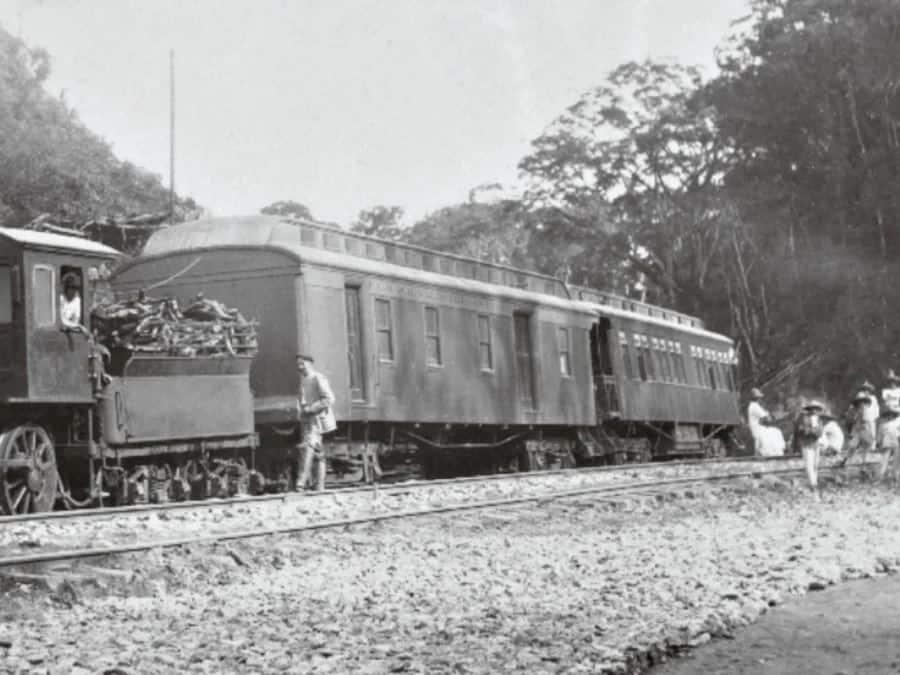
0 455 864 570
1 454 803 526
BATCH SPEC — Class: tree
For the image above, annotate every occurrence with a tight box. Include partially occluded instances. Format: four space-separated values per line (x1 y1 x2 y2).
707 0 900 393
406 200 530 266
351 205 406 240
260 200 314 220
0 24 193 228
519 60 733 311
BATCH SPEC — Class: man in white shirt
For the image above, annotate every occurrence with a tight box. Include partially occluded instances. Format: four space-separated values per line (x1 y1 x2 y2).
60 273 86 333
879 370 900 483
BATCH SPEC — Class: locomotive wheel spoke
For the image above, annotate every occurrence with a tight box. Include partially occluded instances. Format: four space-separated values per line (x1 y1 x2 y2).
11 484 28 512
0 424 58 515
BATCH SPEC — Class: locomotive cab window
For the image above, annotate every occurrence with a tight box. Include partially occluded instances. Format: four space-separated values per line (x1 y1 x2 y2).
557 327 571 376
59 265 84 329
424 306 442 366
32 264 56 328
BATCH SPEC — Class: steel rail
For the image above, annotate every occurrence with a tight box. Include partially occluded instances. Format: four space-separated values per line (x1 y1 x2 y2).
0 455 802 526
0 464 824 569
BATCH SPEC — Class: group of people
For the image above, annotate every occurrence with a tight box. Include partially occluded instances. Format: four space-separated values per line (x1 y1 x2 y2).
747 372 900 500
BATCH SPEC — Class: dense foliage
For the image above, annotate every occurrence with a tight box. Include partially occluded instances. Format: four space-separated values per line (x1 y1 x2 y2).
349 0 900 403
0 25 196 232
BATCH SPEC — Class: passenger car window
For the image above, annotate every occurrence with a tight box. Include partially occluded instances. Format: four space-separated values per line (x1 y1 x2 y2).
375 299 393 361
424 306 442 366
0 266 11 323
557 327 571 376
478 315 493 371
619 331 634 379
32 265 55 327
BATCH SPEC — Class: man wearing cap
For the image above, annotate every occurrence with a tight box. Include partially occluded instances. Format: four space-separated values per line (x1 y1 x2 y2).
295 354 336 491
841 381 879 472
793 400 826 499
747 388 785 457
878 370 900 484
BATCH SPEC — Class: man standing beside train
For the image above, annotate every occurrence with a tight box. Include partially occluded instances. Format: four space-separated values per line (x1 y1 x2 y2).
296 354 337 491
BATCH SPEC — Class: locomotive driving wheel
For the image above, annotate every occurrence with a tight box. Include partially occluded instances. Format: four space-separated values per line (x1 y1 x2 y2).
0 424 58 515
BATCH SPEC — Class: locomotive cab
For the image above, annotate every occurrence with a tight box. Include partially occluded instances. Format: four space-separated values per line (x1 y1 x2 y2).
0 228 120 403
0 228 121 515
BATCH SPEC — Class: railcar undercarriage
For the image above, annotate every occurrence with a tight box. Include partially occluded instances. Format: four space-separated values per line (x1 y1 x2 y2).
0 412 741 514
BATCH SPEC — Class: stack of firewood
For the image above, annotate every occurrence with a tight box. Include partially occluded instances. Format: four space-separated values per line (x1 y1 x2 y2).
91 292 258 357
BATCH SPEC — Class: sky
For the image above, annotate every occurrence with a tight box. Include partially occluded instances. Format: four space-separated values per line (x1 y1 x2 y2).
1 0 751 225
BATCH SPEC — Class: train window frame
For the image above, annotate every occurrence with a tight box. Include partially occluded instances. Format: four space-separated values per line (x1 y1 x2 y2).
659 338 674 383
649 338 662 381
557 326 572 377
477 314 493 372
693 347 708 388
374 298 394 362
619 331 635 379
633 334 647 382
664 340 676 383
424 305 442 367
643 335 656 381
32 264 56 328
0 265 11 324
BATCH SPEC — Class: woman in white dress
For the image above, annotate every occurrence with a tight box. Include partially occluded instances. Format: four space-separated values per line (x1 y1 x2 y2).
747 387 786 457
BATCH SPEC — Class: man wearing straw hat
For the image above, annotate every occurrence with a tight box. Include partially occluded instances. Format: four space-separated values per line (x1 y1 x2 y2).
841 381 879 474
793 400 827 500
879 370 900 484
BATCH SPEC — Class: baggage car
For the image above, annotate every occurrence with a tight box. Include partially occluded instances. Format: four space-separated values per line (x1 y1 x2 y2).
114 215 742 476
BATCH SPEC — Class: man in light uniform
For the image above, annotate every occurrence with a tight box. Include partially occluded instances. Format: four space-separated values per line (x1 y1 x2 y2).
296 354 336 491
841 381 879 473
879 370 900 484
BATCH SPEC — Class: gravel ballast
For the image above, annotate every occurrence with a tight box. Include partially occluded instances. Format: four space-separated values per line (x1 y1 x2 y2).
0 458 809 558
1 473 898 674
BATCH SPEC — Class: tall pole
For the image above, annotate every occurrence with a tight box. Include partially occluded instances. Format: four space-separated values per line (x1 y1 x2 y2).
169 49 175 222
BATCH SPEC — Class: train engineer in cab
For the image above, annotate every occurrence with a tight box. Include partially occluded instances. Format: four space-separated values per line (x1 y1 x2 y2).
60 272 87 334
296 353 336 492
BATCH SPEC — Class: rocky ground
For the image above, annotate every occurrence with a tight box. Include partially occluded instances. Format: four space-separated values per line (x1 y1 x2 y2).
0 457 804 558
2 468 899 674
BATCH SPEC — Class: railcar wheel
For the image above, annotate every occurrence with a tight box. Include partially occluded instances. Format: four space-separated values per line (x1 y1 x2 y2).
0 424 58 515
